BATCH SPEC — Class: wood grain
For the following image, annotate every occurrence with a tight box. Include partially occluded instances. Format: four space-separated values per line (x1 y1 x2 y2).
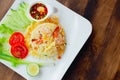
0 0 120 80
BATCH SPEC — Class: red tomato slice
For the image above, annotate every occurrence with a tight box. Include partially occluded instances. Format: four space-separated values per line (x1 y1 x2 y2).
9 32 24 46
11 43 28 59
53 26 60 38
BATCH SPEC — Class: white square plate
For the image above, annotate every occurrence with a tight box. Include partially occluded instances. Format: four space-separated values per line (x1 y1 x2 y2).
0 0 92 80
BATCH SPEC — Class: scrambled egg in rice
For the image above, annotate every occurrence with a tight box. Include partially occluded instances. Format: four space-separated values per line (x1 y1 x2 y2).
25 16 66 59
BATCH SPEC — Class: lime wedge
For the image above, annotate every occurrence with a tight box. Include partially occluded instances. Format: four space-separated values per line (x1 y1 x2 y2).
27 63 39 76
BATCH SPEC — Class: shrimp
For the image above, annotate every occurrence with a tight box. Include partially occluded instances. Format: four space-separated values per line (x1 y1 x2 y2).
55 34 64 46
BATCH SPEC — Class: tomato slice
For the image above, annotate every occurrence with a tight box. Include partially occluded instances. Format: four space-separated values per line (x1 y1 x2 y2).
9 32 24 46
11 43 28 59
53 26 60 38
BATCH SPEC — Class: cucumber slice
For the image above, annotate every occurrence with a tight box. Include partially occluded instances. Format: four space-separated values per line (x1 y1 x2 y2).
27 63 40 76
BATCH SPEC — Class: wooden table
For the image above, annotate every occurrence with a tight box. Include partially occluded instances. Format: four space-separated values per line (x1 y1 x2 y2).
0 0 120 80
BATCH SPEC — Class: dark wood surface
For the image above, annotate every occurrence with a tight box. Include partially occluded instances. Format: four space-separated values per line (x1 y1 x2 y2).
0 0 120 80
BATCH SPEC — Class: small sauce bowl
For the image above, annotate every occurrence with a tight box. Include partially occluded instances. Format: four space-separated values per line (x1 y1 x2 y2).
28 2 53 22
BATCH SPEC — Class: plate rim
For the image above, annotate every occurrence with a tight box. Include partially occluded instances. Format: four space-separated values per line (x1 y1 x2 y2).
0 0 92 80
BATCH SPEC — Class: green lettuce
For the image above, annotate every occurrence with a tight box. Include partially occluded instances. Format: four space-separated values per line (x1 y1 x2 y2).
2 2 32 32
0 53 44 67
0 2 33 55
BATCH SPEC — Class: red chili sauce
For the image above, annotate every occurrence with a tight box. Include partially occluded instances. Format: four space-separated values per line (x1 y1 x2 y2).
30 3 48 20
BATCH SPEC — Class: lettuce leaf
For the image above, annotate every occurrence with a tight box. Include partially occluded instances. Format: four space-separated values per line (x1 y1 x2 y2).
0 53 44 67
0 2 33 55
2 2 32 32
